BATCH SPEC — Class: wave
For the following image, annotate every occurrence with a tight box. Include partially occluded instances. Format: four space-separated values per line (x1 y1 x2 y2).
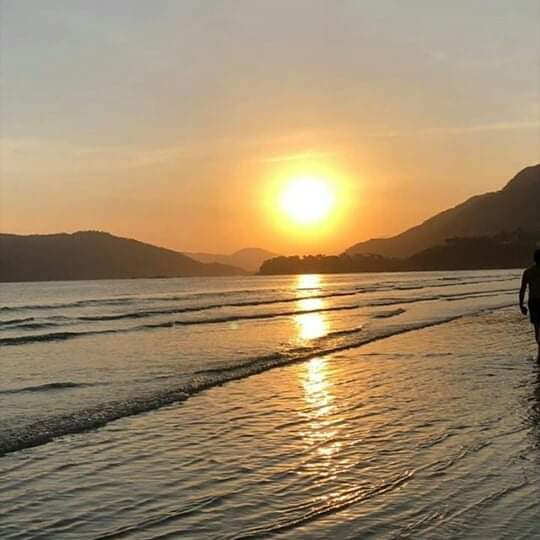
74 290 362 322
0 288 285 313
0 274 518 315
0 289 356 316
229 470 416 539
444 290 514 302
372 308 407 319
0 329 119 346
0 299 131 312
0 317 35 326
0 303 370 346
367 287 515 308
0 381 98 395
141 304 363 329
0 284 517 346
1 281 516 334
0 321 62 332
0 313 467 457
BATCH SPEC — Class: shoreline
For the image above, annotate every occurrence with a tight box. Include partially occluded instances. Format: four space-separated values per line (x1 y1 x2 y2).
0 267 523 285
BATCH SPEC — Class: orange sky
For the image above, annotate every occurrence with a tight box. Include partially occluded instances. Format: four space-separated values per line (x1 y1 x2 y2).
1 1 539 255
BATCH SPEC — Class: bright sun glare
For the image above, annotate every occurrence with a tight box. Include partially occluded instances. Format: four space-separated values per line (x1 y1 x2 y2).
280 177 335 226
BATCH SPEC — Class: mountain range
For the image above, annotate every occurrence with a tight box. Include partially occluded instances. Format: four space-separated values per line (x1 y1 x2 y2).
2 164 538 281
185 248 277 273
0 231 246 282
346 164 540 258
261 164 540 275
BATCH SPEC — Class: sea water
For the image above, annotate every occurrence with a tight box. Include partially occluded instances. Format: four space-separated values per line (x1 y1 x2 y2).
2 270 538 539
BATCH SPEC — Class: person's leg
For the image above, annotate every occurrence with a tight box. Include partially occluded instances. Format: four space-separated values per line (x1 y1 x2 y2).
535 322 540 362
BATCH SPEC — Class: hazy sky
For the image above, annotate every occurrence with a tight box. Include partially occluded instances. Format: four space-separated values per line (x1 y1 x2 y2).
1 0 539 254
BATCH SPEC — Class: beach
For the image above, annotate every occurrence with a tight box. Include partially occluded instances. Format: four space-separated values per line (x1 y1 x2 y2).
3 1 539 536
1 272 539 538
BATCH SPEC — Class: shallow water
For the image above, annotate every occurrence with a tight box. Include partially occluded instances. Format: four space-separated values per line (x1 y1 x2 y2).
2 271 538 538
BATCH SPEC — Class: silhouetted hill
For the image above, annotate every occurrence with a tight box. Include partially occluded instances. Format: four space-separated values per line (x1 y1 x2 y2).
185 248 278 273
260 231 539 275
406 232 538 271
0 231 246 282
347 164 540 258
259 254 402 275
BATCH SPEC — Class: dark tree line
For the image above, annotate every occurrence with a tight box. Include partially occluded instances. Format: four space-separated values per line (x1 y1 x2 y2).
259 231 540 275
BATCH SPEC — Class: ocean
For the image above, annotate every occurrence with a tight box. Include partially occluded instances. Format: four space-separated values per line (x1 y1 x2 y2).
1 270 539 539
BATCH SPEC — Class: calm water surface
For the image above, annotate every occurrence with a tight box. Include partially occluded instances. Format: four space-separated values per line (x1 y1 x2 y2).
2 271 539 538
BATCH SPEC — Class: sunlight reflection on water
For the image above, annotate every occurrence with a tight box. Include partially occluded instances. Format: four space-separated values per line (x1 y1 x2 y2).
295 275 329 341
301 357 342 472
296 313 327 340
296 274 322 290
303 357 333 416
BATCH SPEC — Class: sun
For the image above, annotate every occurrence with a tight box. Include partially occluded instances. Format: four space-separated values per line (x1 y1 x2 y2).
280 176 336 225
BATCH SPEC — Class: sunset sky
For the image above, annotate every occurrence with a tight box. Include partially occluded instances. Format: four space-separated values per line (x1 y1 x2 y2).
1 0 539 255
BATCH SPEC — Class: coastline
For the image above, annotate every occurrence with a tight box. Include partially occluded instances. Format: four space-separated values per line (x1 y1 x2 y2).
0 266 526 285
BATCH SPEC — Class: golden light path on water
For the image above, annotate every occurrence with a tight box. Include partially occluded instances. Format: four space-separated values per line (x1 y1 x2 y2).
301 357 343 481
294 275 329 342
296 299 328 341
296 274 322 290
294 274 344 484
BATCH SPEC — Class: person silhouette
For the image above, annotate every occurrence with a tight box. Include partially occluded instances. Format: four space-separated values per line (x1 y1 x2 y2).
520 249 540 361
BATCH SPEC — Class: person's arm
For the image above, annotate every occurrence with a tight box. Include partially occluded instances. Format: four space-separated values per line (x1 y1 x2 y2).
519 272 528 315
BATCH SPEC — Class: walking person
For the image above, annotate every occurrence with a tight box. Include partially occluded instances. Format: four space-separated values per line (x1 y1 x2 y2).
520 249 540 362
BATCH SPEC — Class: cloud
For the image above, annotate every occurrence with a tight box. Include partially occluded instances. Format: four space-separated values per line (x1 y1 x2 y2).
364 120 540 138
258 151 337 164
0 138 192 177
2 117 538 179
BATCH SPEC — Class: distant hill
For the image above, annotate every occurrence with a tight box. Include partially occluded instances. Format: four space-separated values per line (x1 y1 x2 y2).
347 164 540 258
0 231 246 282
186 248 278 273
260 231 539 275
